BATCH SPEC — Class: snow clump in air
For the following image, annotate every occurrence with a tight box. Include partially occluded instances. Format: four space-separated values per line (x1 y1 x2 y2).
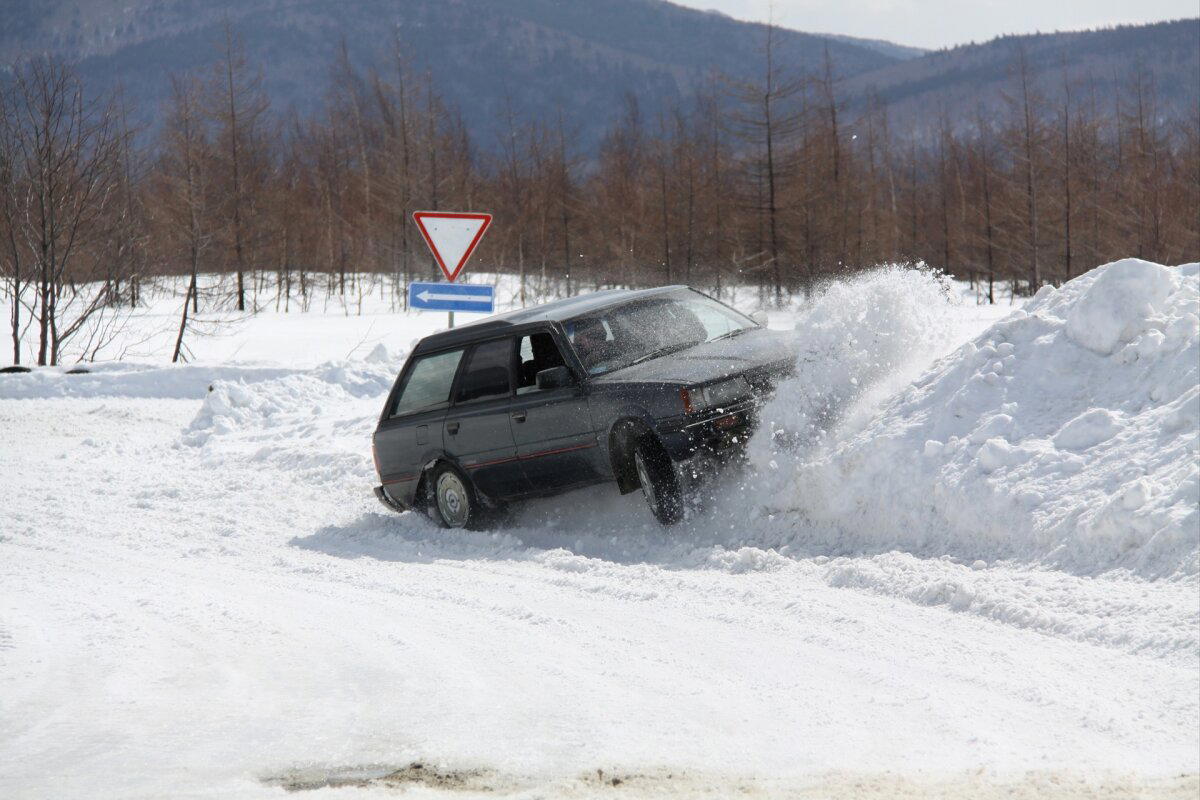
758 259 1199 578
748 264 965 469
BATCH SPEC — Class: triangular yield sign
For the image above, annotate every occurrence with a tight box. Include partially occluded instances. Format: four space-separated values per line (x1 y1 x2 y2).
412 211 493 282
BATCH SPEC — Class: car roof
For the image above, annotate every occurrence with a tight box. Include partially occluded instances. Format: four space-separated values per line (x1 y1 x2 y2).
412 285 690 353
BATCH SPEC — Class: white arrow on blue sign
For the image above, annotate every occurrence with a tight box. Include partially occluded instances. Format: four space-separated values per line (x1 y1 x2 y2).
408 281 495 313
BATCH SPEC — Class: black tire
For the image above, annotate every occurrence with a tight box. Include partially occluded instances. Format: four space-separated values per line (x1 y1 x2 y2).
427 463 481 530
634 439 683 525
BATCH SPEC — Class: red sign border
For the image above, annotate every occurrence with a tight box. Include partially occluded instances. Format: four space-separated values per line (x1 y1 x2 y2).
412 211 493 283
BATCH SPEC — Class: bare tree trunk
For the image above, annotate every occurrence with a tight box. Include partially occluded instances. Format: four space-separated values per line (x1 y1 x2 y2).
657 131 672 284
556 113 573 297
977 111 997 305
222 24 249 312
1017 47 1041 293
173 269 197 363
1061 66 1074 282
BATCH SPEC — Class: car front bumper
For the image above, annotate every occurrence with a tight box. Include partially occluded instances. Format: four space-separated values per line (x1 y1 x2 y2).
657 399 758 463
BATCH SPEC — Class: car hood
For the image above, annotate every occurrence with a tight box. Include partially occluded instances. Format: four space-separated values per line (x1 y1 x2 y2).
591 327 796 386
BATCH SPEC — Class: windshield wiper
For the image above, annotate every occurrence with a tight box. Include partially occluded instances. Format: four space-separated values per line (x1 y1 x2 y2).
709 327 753 343
626 340 700 367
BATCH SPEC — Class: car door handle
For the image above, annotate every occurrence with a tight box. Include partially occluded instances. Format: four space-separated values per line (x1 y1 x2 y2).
511 410 527 423
446 421 460 435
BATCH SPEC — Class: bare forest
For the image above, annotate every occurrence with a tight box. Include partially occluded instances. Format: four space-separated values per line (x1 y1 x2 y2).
2 23 1198 365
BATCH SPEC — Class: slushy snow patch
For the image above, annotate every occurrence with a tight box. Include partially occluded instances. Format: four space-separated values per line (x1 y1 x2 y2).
756 259 1199 577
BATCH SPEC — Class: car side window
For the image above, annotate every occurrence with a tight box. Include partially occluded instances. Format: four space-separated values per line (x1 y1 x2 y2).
454 338 514 403
516 332 568 394
391 349 464 417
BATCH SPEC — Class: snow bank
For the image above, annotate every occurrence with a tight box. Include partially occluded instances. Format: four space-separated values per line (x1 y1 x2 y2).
184 362 393 444
180 361 394 493
0 362 298 400
759 259 1199 577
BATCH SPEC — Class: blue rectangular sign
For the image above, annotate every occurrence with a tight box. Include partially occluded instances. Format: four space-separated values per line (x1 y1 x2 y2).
408 281 495 313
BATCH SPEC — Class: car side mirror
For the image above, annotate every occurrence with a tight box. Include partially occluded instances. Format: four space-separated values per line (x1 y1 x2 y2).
750 310 768 326
535 365 574 390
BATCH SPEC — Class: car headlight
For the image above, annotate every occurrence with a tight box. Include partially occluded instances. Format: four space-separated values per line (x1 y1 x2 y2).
681 376 751 414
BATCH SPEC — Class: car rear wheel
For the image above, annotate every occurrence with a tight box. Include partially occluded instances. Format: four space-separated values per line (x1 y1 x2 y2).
430 464 478 529
634 440 683 525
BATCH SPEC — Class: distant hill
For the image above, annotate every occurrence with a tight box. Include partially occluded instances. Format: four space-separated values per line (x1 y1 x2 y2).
819 32 927 61
1 1 1196 148
0 0 899 150
844 19 1200 133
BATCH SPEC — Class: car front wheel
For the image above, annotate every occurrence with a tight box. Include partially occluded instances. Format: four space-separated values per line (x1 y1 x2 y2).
634 440 683 525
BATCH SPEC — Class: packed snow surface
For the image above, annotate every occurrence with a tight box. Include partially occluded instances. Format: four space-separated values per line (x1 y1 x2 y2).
1 263 1197 798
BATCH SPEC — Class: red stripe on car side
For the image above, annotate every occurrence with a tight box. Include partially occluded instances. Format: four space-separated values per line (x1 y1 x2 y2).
465 455 519 469
466 441 597 470
518 441 596 460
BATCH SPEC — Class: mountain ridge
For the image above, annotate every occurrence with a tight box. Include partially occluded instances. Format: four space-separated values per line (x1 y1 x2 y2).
1 1 1195 148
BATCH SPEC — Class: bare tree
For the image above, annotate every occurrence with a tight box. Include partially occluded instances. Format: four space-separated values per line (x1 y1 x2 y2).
209 20 269 311
1011 45 1044 292
552 110 580 297
0 82 30 364
727 20 804 304
6 58 123 365
156 75 211 363
973 107 999 303
1058 59 1075 281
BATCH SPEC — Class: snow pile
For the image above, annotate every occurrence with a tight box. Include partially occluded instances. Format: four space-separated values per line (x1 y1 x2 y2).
768 259 1199 577
183 362 393 490
186 361 392 438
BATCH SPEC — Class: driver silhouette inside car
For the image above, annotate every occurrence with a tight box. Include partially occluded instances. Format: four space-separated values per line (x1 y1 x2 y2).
570 318 622 374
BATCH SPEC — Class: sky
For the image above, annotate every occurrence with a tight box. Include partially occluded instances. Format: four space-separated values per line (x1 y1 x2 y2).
671 0 1198 50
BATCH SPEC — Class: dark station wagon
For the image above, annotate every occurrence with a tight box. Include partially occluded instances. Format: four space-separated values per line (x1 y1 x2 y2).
372 286 796 526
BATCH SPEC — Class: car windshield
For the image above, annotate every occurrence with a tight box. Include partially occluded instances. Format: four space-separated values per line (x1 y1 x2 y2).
564 291 757 376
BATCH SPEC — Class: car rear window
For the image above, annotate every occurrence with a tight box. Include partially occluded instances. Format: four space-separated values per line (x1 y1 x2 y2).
391 349 464 417
455 338 513 403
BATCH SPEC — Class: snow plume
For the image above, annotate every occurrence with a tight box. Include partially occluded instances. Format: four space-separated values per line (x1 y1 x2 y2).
764 259 1199 578
748 264 966 472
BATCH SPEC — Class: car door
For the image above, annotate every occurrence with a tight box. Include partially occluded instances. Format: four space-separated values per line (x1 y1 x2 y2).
374 347 464 505
443 336 530 499
509 329 602 492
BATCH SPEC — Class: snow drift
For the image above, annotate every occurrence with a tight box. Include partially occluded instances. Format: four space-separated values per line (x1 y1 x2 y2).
757 259 1199 577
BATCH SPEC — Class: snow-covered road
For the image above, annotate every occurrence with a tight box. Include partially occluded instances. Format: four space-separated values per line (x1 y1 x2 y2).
2 265 1197 798
2 392 1195 798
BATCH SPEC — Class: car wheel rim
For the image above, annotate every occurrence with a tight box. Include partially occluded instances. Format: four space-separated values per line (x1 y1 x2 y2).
634 451 659 513
436 472 470 528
